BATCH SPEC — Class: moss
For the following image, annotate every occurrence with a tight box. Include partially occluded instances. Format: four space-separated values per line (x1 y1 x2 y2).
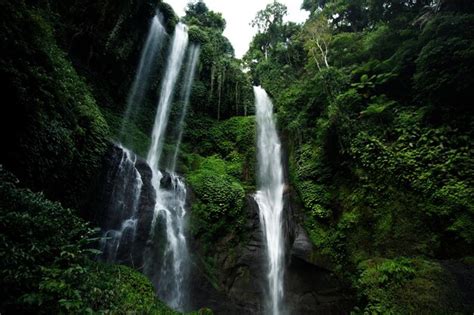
183 114 258 248
356 257 462 314
102 108 151 157
184 115 256 190
182 151 249 285
188 155 246 241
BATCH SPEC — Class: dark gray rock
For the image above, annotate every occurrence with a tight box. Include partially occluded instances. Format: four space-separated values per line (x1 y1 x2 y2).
291 225 314 262
159 170 173 190
285 256 354 314
441 260 474 313
94 144 355 314
188 192 354 314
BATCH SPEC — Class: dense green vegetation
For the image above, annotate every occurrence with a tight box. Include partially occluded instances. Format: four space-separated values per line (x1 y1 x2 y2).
0 0 183 312
0 0 109 210
2 0 473 313
0 168 179 314
183 116 256 273
246 0 474 312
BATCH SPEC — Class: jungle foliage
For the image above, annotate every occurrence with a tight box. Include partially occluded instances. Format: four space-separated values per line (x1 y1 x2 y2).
245 0 474 312
184 1 254 121
2 0 474 313
0 1 183 313
0 168 177 314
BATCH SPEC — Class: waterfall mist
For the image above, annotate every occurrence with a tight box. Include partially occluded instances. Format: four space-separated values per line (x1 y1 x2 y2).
99 146 143 263
120 15 166 142
100 19 199 312
147 22 188 173
253 86 286 315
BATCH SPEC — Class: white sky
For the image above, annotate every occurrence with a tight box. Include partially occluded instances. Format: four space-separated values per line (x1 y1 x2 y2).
165 0 309 58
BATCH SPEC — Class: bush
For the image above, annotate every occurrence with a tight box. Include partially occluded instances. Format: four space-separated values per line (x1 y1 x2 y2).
0 168 94 312
0 2 109 209
0 168 176 314
188 156 245 221
184 115 256 188
356 257 461 314
187 155 247 263
24 262 177 314
297 181 332 219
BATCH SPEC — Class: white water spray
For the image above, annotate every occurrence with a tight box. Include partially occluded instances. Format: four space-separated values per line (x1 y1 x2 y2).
147 23 188 173
170 45 200 172
120 15 166 139
144 23 191 310
100 146 143 263
253 86 285 315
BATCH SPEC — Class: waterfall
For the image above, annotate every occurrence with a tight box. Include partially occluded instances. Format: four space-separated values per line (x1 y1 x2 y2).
169 44 200 172
100 146 143 263
100 14 164 264
253 86 285 315
155 44 199 308
144 23 192 310
152 173 190 309
147 23 189 173
99 19 198 312
120 15 166 141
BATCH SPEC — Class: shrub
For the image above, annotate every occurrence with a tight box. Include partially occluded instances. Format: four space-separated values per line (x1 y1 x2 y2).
356 257 461 314
0 3 109 209
0 168 175 314
188 156 245 221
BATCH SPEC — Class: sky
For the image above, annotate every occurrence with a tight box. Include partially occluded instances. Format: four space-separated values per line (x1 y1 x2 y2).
166 0 309 58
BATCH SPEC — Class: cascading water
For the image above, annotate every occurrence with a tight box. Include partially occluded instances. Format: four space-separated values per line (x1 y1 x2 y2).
253 86 286 315
147 23 188 174
144 23 192 310
99 18 199 312
100 14 164 264
120 14 166 140
156 44 200 308
100 146 143 263
169 45 200 172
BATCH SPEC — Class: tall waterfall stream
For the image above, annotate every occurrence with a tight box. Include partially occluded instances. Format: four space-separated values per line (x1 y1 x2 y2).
254 86 286 315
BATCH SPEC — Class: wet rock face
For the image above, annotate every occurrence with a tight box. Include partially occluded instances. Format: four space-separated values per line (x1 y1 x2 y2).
187 196 266 314
188 193 354 314
92 144 126 227
95 144 354 314
159 171 174 190
223 196 267 313
93 144 156 267
285 256 353 315
94 144 196 300
130 157 156 268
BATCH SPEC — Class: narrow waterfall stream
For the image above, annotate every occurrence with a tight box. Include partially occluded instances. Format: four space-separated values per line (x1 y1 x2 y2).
143 23 194 310
99 145 143 263
169 45 200 172
100 19 199 312
99 13 165 264
146 23 188 173
120 14 166 141
253 86 286 315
